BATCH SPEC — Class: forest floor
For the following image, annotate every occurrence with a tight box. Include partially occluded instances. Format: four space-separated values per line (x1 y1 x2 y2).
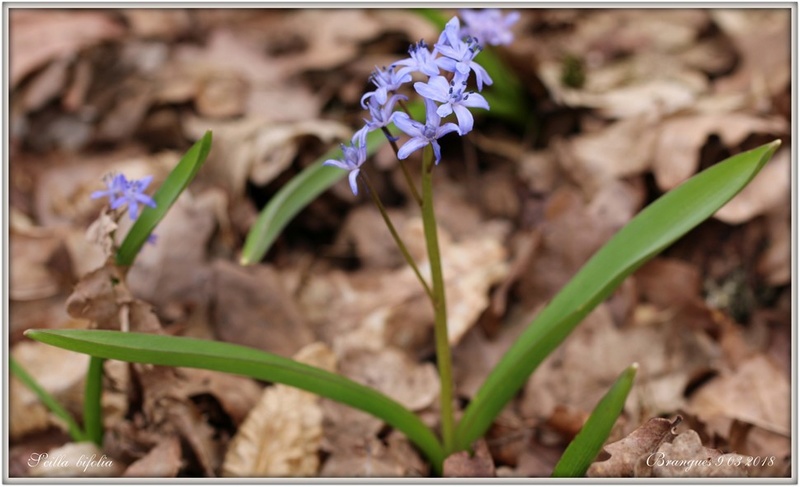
8 8 792 478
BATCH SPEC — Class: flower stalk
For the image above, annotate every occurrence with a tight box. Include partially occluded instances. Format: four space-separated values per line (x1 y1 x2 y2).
361 173 432 300
420 145 455 453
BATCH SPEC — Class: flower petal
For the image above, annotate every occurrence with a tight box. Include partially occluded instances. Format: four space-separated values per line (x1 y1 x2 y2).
397 137 429 160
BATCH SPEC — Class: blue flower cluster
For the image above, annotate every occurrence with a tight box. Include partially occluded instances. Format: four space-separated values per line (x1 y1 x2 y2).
324 10 519 195
91 173 157 220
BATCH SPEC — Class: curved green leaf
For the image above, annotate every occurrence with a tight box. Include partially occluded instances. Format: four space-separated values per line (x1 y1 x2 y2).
552 364 638 477
24 329 445 471
240 127 391 265
116 131 212 266
453 140 781 452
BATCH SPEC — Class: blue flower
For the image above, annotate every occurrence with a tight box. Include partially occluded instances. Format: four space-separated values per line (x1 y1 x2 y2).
459 9 520 47
91 173 157 220
392 40 441 79
323 126 369 195
361 66 411 109
414 73 489 135
392 98 459 164
364 93 407 133
434 17 493 91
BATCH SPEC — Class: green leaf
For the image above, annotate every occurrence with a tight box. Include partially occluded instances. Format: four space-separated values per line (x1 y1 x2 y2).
552 364 638 477
9 357 87 442
453 140 781 452
83 357 104 446
116 131 213 266
24 329 445 471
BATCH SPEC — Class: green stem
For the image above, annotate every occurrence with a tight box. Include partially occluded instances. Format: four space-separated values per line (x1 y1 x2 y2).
361 173 433 300
381 127 422 207
10 357 88 442
420 145 455 454
84 357 105 446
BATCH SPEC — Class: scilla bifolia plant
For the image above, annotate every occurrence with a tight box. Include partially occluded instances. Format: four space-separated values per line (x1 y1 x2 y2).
25 9 780 477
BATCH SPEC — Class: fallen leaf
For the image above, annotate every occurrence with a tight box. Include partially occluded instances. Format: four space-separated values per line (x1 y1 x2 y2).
711 9 791 100
687 354 790 436
211 260 315 357
756 205 791 286
9 219 64 301
651 430 750 477
183 115 350 196
338 347 439 412
714 147 790 224
521 303 717 424
652 114 786 191
320 432 427 477
587 417 679 477
122 436 182 477
10 10 125 87
222 342 336 477
126 189 219 309
443 439 496 477
11 340 91 439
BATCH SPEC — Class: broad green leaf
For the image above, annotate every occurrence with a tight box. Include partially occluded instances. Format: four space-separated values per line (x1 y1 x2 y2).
9 357 87 442
116 131 212 266
24 329 445 471
552 364 638 477
453 140 781 452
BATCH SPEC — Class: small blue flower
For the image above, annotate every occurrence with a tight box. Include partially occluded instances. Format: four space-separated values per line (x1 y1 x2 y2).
360 66 411 109
91 173 157 220
414 73 489 135
364 93 407 133
323 126 369 195
459 9 520 47
392 98 459 164
392 40 441 79
434 17 493 91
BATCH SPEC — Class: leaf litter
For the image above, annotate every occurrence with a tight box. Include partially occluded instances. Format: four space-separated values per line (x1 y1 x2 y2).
9 7 791 478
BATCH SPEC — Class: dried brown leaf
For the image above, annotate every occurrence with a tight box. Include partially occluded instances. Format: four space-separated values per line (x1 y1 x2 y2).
122 436 182 477
687 355 790 436
320 433 427 477
521 303 716 423
339 347 439 412
184 115 349 196
587 417 679 477
9 220 63 301
126 190 220 308
652 114 787 191
714 147 790 224
649 430 750 477
222 342 336 477
11 340 91 439
10 10 125 87
211 260 315 357
443 439 496 477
